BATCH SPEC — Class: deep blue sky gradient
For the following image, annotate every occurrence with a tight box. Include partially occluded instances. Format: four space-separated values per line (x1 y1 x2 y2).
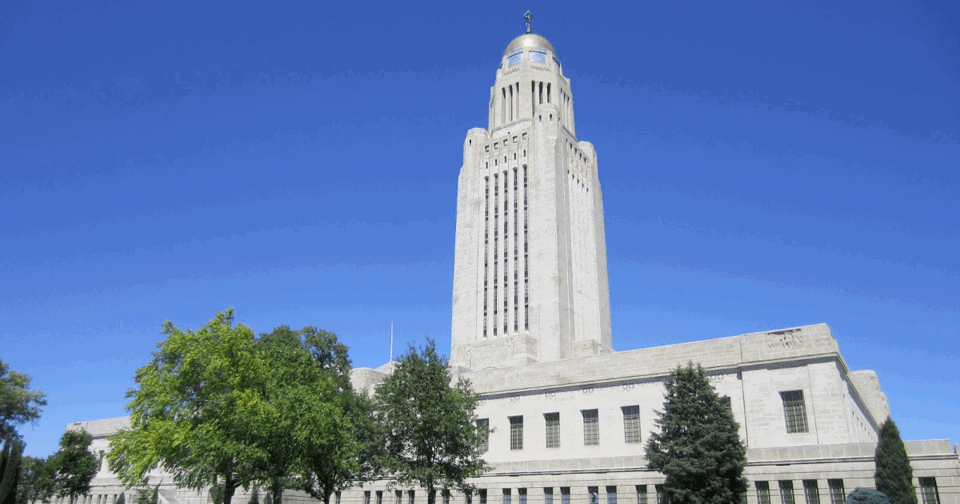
1 0 958 457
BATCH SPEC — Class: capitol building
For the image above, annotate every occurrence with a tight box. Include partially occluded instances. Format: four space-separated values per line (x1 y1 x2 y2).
67 29 960 504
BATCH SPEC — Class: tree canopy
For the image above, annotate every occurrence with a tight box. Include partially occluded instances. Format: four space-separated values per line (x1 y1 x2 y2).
50 430 97 504
109 310 378 504
874 417 917 504
15 455 55 504
374 339 489 504
645 362 748 504
0 359 47 438
254 325 371 504
108 309 266 504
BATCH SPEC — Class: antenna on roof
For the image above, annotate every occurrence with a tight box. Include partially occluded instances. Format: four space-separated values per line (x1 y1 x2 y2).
389 320 394 363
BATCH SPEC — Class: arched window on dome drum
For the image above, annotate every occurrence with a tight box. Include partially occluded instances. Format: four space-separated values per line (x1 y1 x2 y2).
530 51 547 64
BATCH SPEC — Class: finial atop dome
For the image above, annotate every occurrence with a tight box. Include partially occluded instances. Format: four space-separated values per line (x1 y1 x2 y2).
524 10 533 34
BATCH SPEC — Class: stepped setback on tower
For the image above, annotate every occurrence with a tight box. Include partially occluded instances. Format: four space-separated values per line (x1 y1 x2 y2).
451 33 612 370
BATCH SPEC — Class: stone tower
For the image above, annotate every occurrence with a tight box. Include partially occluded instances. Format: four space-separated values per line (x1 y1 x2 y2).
450 32 612 370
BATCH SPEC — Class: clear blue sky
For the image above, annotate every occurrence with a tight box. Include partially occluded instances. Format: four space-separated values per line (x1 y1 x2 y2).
1 0 958 458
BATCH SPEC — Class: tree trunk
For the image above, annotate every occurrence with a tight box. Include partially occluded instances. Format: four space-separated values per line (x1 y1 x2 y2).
222 472 236 504
268 481 282 504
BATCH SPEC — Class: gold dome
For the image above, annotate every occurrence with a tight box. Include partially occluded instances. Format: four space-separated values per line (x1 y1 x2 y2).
503 33 556 56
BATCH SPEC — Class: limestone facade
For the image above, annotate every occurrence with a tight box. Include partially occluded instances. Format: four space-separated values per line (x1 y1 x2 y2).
450 33 611 369
61 30 960 504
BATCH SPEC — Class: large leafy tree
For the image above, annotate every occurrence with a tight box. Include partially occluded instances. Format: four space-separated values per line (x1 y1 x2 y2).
874 417 917 504
49 430 97 504
0 359 47 438
645 362 748 504
254 326 378 504
374 339 489 504
108 309 267 504
16 455 55 504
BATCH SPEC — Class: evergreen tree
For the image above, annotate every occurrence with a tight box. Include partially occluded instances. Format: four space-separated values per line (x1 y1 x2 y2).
0 436 24 504
874 417 917 504
645 362 748 504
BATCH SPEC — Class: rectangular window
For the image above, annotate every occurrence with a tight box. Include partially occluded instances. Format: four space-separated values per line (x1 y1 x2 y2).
607 487 618 504
510 416 524 450
365 492 371 504
444 491 451 504
636 486 647 504
544 489 553 504
622 405 641 443
519 489 527 504
780 481 796 504
466 492 472 504
589 487 599 504
480 490 487 504
781 391 809 433
397 491 403 504
477 419 489 452
756 482 771 504
504 489 511 504
583 409 599 446
336 492 342 504
545 412 560 448
803 481 819 504
377 491 384 504
780 390 808 433
920 478 940 504
655 485 668 504
561 488 570 504
827 481 843 504
720 396 732 410
409 491 415 504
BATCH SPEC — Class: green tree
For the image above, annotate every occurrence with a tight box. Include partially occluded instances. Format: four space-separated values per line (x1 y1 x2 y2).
134 485 159 504
0 435 24 504
49 429 97 504
15 455 55 504
255 326 376 504
847 488 891 504
374 339 490 504
108 309 267 504
0 360 47 438
874 417 917 504
645 362 748 504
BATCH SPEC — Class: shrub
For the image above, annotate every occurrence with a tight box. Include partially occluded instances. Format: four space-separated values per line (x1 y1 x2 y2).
846 488 891 504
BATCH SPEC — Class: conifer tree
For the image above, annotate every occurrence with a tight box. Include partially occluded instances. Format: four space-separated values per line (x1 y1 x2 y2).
645 362 748 504
0 435 24 504
874 417 917 504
